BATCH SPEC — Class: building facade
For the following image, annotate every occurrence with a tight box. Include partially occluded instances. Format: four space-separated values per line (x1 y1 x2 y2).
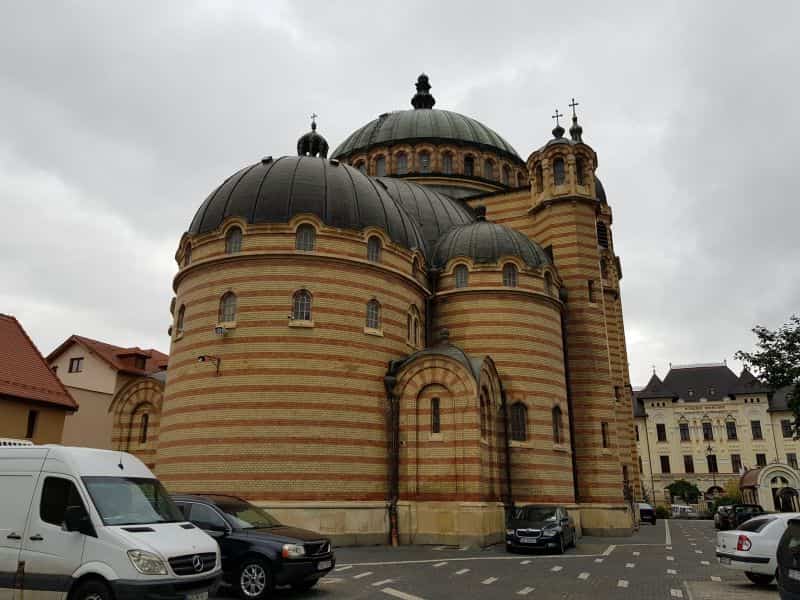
136 75 639 545
634 363 800 509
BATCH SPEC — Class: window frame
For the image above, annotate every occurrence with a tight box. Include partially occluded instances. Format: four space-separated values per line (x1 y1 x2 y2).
679 422 691 442
751 420 764 440
510 402 527 442
40 476 86 528
366 299 381 330
502 263 518 288
442 153 453 175
418 151 430 174
553 157 566 185
291 290 313 322
367 236 382 262
225 227 243 254
601 422 610 448
463 155 474 177
656 423 667 442
788 453 798 470
726 421 738 441
702 421 714 441
731 453 742 473
454 264 469 289
782 419 793 439
430 398 441 434
295 224 316 252
684 455 695 473
68 357 84 373
660 455 671 474
552 405 563 444
218 291 237 324
176 305 186 334
483 159 494 180
26 410 38 439
139 413 149 444
707 454 718 473
375 156 386 177
395 152 408 175
756 453 767 467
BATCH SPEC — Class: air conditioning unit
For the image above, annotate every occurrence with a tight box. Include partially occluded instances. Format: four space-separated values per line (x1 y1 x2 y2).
214 326 227 336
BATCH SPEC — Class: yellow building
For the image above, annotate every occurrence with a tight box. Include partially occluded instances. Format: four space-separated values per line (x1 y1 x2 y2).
634 363 800 509
126 75 640 545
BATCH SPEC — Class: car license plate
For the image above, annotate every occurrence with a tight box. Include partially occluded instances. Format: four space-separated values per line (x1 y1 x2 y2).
186 593 208 600
317 560 332 571
719 557 731 565
520 537 538 544
790 569 800 581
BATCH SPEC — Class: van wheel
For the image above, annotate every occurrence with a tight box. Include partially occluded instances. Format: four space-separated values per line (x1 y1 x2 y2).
744 571 774 586
238 559 273 599
71 580 112 600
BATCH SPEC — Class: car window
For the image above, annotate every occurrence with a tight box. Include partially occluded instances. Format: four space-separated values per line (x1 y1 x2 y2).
174 502 190 519
190 503 228 531
40 477 86 526
739 517 776 532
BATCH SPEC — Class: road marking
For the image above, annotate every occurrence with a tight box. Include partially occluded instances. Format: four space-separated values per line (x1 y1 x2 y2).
335 565 353 572
459 546 470 551
320 578 343 584
578 572 590 580
382 588 427 600
665 519 672 546
353 571 373 579
617 580 629 588
667 569 677 574
432 546 448 551
666 556 675 561
603 544 616 556
690 543 696 546
594 558 604 563
694 550 703 554
520 560 531 565
670 589 683 598
700 560 709 565
433 562 447 568
455 568 470 575
666 546 672 550
551 565 563 572
373 579 394 586
632 551 640 556
711 576 721 582
517 587 535 595
625 563 635 568
482 577 498 585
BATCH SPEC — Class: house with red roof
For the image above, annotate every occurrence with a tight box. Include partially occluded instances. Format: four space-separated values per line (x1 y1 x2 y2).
0 314 77 443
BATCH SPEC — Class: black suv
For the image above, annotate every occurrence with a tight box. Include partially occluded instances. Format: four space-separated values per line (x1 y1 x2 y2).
172 494 335 599
777 517 800 599
506 505 576 554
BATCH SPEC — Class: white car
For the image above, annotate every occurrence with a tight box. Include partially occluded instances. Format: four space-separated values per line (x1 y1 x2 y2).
716 512 800 586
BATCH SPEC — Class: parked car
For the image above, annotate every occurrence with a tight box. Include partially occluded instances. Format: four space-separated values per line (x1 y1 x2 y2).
671 504 700 519
505 505 576 554
715 505 733 529
719 504 767 530
717 513 800 586
777 516 800 599
173 494 335 599
638 502 657 525
0 444 221 600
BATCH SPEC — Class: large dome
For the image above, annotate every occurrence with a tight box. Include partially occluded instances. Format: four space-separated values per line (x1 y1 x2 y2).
332 108 521 163
188 156 426 253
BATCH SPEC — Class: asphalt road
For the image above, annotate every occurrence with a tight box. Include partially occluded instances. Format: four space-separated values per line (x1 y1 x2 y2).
214 519 777 599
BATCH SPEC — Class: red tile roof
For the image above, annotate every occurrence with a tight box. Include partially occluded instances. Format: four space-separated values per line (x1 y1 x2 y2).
47 335 168 376
0 314 78 410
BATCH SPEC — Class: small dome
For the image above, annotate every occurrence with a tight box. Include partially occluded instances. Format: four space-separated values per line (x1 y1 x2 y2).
594 175 607 203
297 119 329 158
432 212 551 269
189 156 426 254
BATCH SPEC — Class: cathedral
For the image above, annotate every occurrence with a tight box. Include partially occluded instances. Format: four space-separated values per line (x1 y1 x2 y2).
128 75 639 545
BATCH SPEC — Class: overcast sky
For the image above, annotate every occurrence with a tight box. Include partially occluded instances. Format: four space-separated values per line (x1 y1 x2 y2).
1 1 797 387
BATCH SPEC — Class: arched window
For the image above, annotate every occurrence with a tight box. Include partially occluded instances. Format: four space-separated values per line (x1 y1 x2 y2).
596 221 609 249
292 290 312 321
502 263 518 288
454 265 469 288
296 224 316 251
483 159 494 180
575 156 585 185
356 161 367 174
464 156 474 177
376 156 386 177
502 165 511 186
225 227 242 254
219 292 237 323
366 299 381 329
396 152 408 175
552 405 563 444
183 243 192 266
408 306 421 346
600 259 609 280
480 394 488 439
418 151 431 174
442 153 453 175
139 413 149 444
367 236 382 262
510 402 527 441
431 398 441 434
176 305 185 334
535 163 544 193
544 272 553 296
553 157 566 185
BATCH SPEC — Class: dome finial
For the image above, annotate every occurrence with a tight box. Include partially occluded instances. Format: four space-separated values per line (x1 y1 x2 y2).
568 98 583 142
411 73 436 110
551 108 565 139
297 113 329 158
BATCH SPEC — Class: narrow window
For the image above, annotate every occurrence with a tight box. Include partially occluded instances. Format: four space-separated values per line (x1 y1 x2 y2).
544 272 553 296
731 454 742 473
575 156 585 185
756 453 767 467
638 457 643 472
660 456 671 474
442 153 453 174
587 280 595 303
596 222 609 248
396 152 408 175
295 224 316 251
502 165 510 186
788 453 798 469
601 422 610 448
502 263 518 288
679 422 690 442
406 314 412 341
292 290 312 321
366 299 381 330
552 406 563 444
183 244 192 266
707 454 718 473
483 159 494 180
26 410 38 439
431 398 441 434
511 403 527 442
225 227 242 254
684 455 694 473
454 265 468 288
139 413 149 444
480 396 488 439
702 421 714 441
68 357 84 373
751 420 763 440
656 423 667 442
419 151 431 174
219 292 237 323
782 419 793 438
635 425 639 441
176 305 186 334
367 236 382 262
535 163 544 193
553 157 566 185
464 156 474 177
726 421 738 441
376 156 386 177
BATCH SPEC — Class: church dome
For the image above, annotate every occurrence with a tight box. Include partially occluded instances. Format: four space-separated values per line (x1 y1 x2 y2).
431 208 551 269
188 156 426 253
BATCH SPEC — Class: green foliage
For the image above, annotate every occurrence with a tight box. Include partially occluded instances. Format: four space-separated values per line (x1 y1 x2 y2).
655 505 670 519
667 479 702 503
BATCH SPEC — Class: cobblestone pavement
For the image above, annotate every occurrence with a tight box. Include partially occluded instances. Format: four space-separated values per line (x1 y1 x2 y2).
213 519 777 599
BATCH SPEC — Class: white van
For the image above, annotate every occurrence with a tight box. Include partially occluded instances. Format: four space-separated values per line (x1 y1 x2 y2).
0 444 220 600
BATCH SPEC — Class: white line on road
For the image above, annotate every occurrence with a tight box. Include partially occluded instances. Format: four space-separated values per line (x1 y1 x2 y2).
455 568 470 575
320 578 343 584
353 571 373 579
617 580 629 588
433 562 447 568
372 579 394 587
459 546 470 551
666 556 675 561
711 576 721 582
603 544 616 556
700 560 709 565
551 566 563 572
594 558 604 563
517 587 535 595
335 565 353 572
665 519 672 546
632 551 640 556
482 577 498 585
578 572 590 580
666 545 672 550
670 589 683 598
520 560 531 565
667 569 677 574
382 588 427 600
694 550 703 554
625 563 635 568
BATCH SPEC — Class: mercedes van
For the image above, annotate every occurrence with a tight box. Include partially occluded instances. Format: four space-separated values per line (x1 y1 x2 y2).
0 444 220 600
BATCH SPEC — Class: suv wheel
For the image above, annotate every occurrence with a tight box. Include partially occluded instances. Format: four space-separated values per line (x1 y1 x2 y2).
238 559 273 599
555 534 565 554
744 571 774 586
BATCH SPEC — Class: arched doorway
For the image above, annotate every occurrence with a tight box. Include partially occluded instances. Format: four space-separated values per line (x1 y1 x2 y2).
772 476 799 511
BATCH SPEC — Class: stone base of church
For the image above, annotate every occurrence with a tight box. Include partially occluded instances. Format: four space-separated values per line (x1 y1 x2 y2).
397 500 506 547
573 502 635 536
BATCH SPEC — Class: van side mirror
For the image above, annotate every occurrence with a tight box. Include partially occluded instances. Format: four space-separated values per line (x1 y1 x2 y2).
64 505 95 537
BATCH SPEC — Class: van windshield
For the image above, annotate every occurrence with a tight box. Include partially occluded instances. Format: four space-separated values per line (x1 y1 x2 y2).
83 477 183 526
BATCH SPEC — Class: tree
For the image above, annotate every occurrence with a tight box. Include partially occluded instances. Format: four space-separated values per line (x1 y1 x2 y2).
667 479 702 503
736 314 800 436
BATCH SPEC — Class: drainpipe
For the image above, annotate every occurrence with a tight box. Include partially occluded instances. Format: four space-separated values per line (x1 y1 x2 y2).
384 361 401 547
559 288 580 502
500 386 513 515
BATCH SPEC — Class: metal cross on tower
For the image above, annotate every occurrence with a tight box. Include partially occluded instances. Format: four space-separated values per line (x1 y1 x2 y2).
552 109 564 126
569 98 580 118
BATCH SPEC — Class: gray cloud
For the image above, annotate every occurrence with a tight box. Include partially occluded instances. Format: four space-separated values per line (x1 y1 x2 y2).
1 1 797 385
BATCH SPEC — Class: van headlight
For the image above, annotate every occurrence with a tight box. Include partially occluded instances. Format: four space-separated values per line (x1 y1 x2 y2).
127 550 167 575
281 544 306 559
541 527 559 537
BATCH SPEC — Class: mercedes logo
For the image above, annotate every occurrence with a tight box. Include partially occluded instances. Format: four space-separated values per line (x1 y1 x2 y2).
192 555 203 572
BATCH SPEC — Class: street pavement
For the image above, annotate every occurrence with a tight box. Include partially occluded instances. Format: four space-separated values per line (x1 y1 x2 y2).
213 519 777 599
